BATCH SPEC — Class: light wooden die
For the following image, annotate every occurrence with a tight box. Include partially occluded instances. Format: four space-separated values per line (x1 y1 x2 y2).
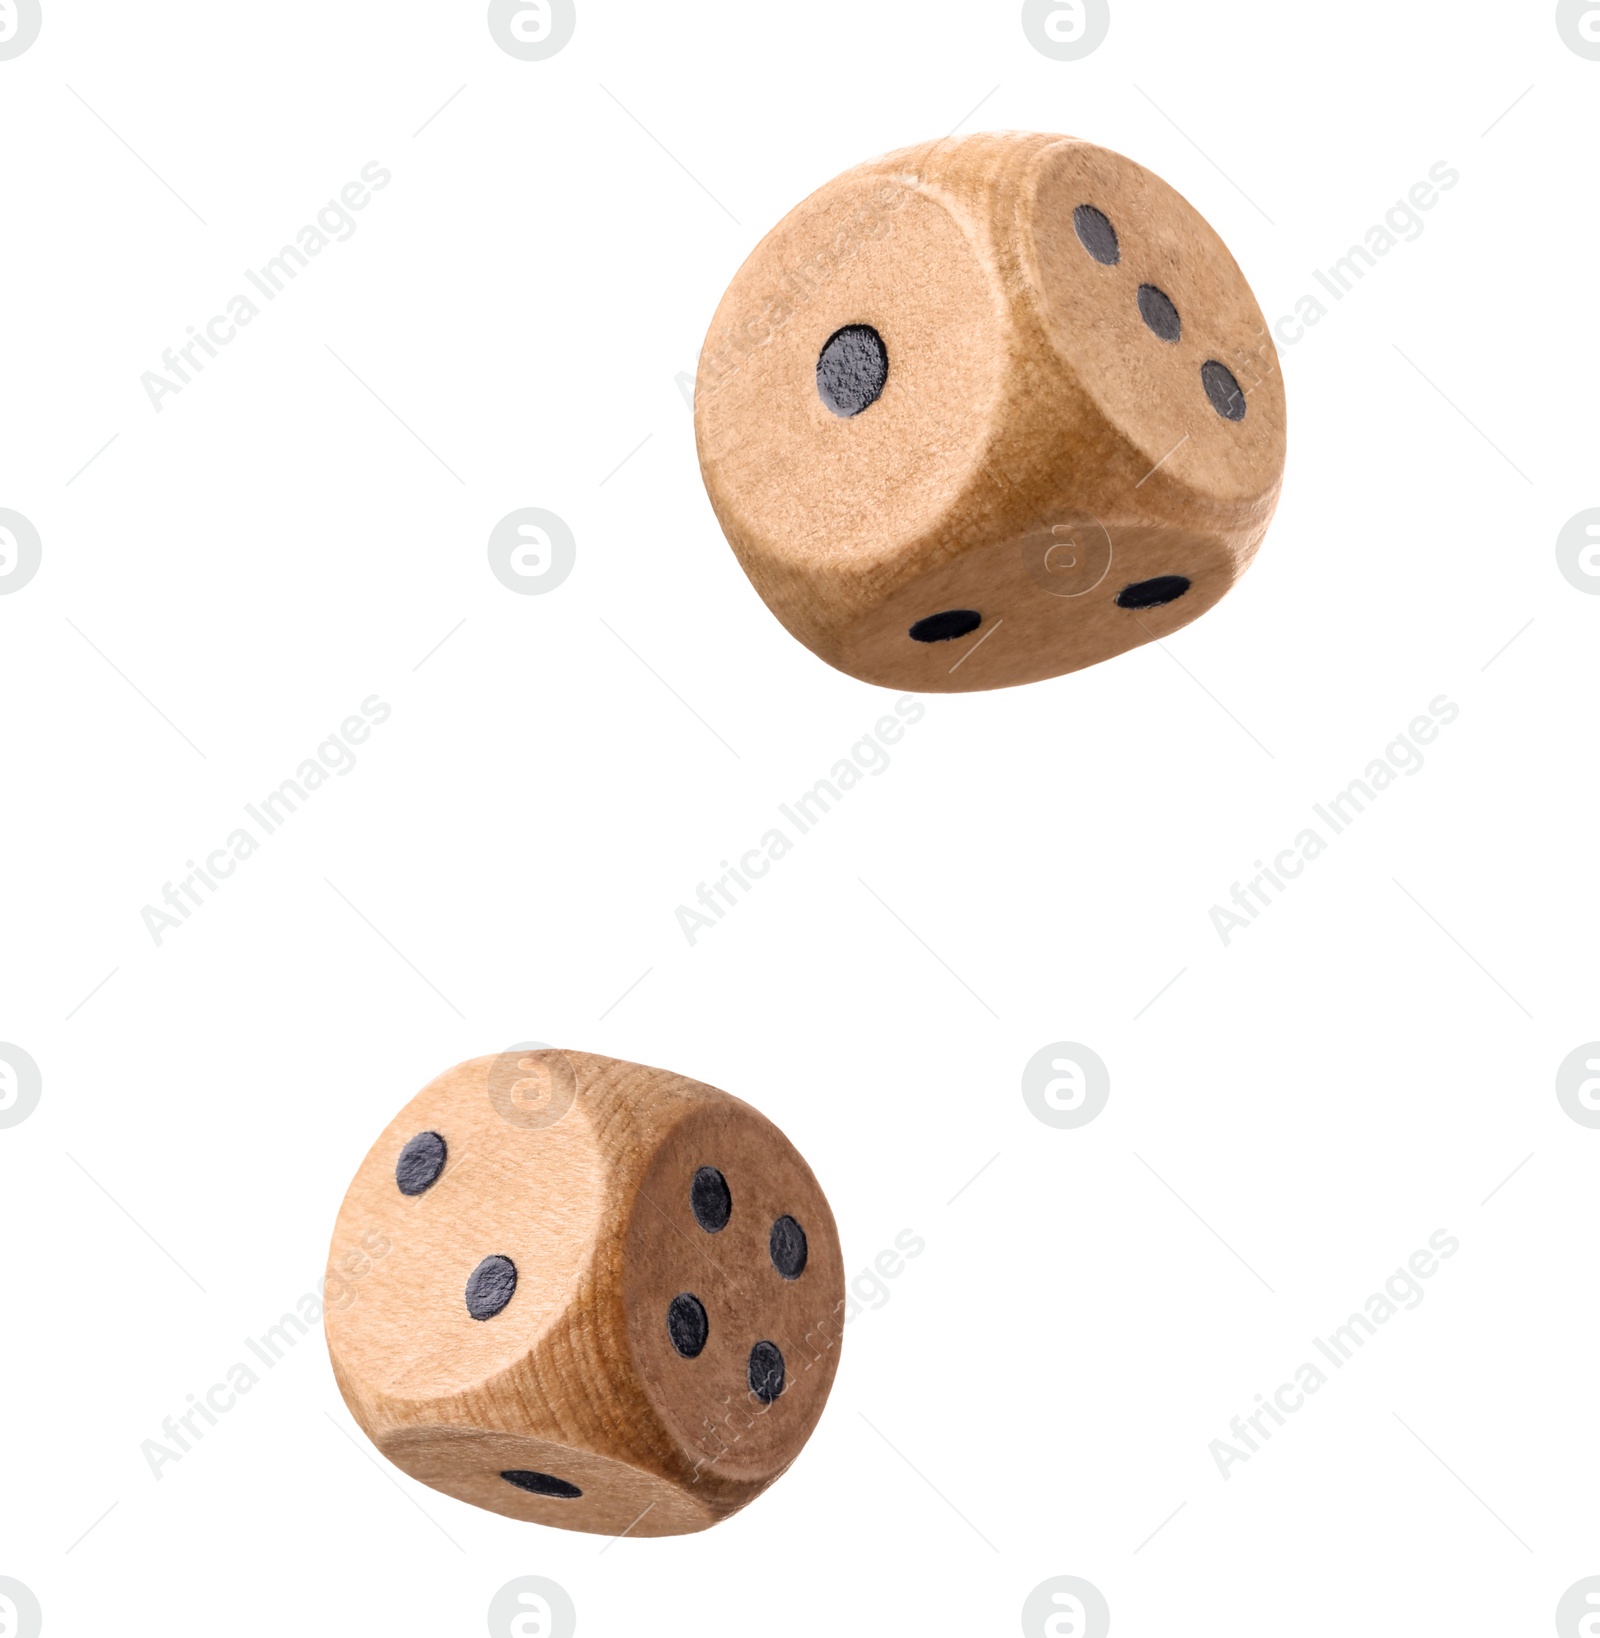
325 1050 844 1537
694 131 1288 692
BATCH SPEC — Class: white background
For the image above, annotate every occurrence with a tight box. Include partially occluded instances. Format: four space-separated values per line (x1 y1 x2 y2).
2 2 1597 1633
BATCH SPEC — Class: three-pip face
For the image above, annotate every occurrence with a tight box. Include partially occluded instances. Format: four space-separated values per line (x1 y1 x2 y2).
325 1051 845 1537
695 131 1288 692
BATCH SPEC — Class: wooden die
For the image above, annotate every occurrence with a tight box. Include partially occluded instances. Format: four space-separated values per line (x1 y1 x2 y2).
325 1050 845 1536
695 131 1287 691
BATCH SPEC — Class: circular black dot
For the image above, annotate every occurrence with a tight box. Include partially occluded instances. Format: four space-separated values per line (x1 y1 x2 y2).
691 1166 732 1233
748 1340 785 1405
501 1470 582 1499
1116 575 1192 610
909 609 981 644
1137 284 1182 343
1073 204 1120 266
769 1216 808 1281
464 1254 517 1320
667 1292 709 1358
816 324 888 417
1202 360 1247 421
395 1131 447 1196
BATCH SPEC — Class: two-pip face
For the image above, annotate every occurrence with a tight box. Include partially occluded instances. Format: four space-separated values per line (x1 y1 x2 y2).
695 132 1288 692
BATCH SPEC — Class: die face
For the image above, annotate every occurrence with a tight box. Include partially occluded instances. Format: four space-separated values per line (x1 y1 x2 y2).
324 1053 606 1404
1025 141 1287 511
695 132 1286 694
695 170 1010 621
378 1426 716 1537
622 1101 845 1489
835 518 1241 692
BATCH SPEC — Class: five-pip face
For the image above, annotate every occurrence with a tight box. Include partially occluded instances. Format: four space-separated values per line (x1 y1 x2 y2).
695 131 1287 692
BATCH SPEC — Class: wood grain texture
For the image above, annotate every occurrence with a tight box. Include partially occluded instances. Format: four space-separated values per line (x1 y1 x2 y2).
695 131 1288 692
325 1050 845 1536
